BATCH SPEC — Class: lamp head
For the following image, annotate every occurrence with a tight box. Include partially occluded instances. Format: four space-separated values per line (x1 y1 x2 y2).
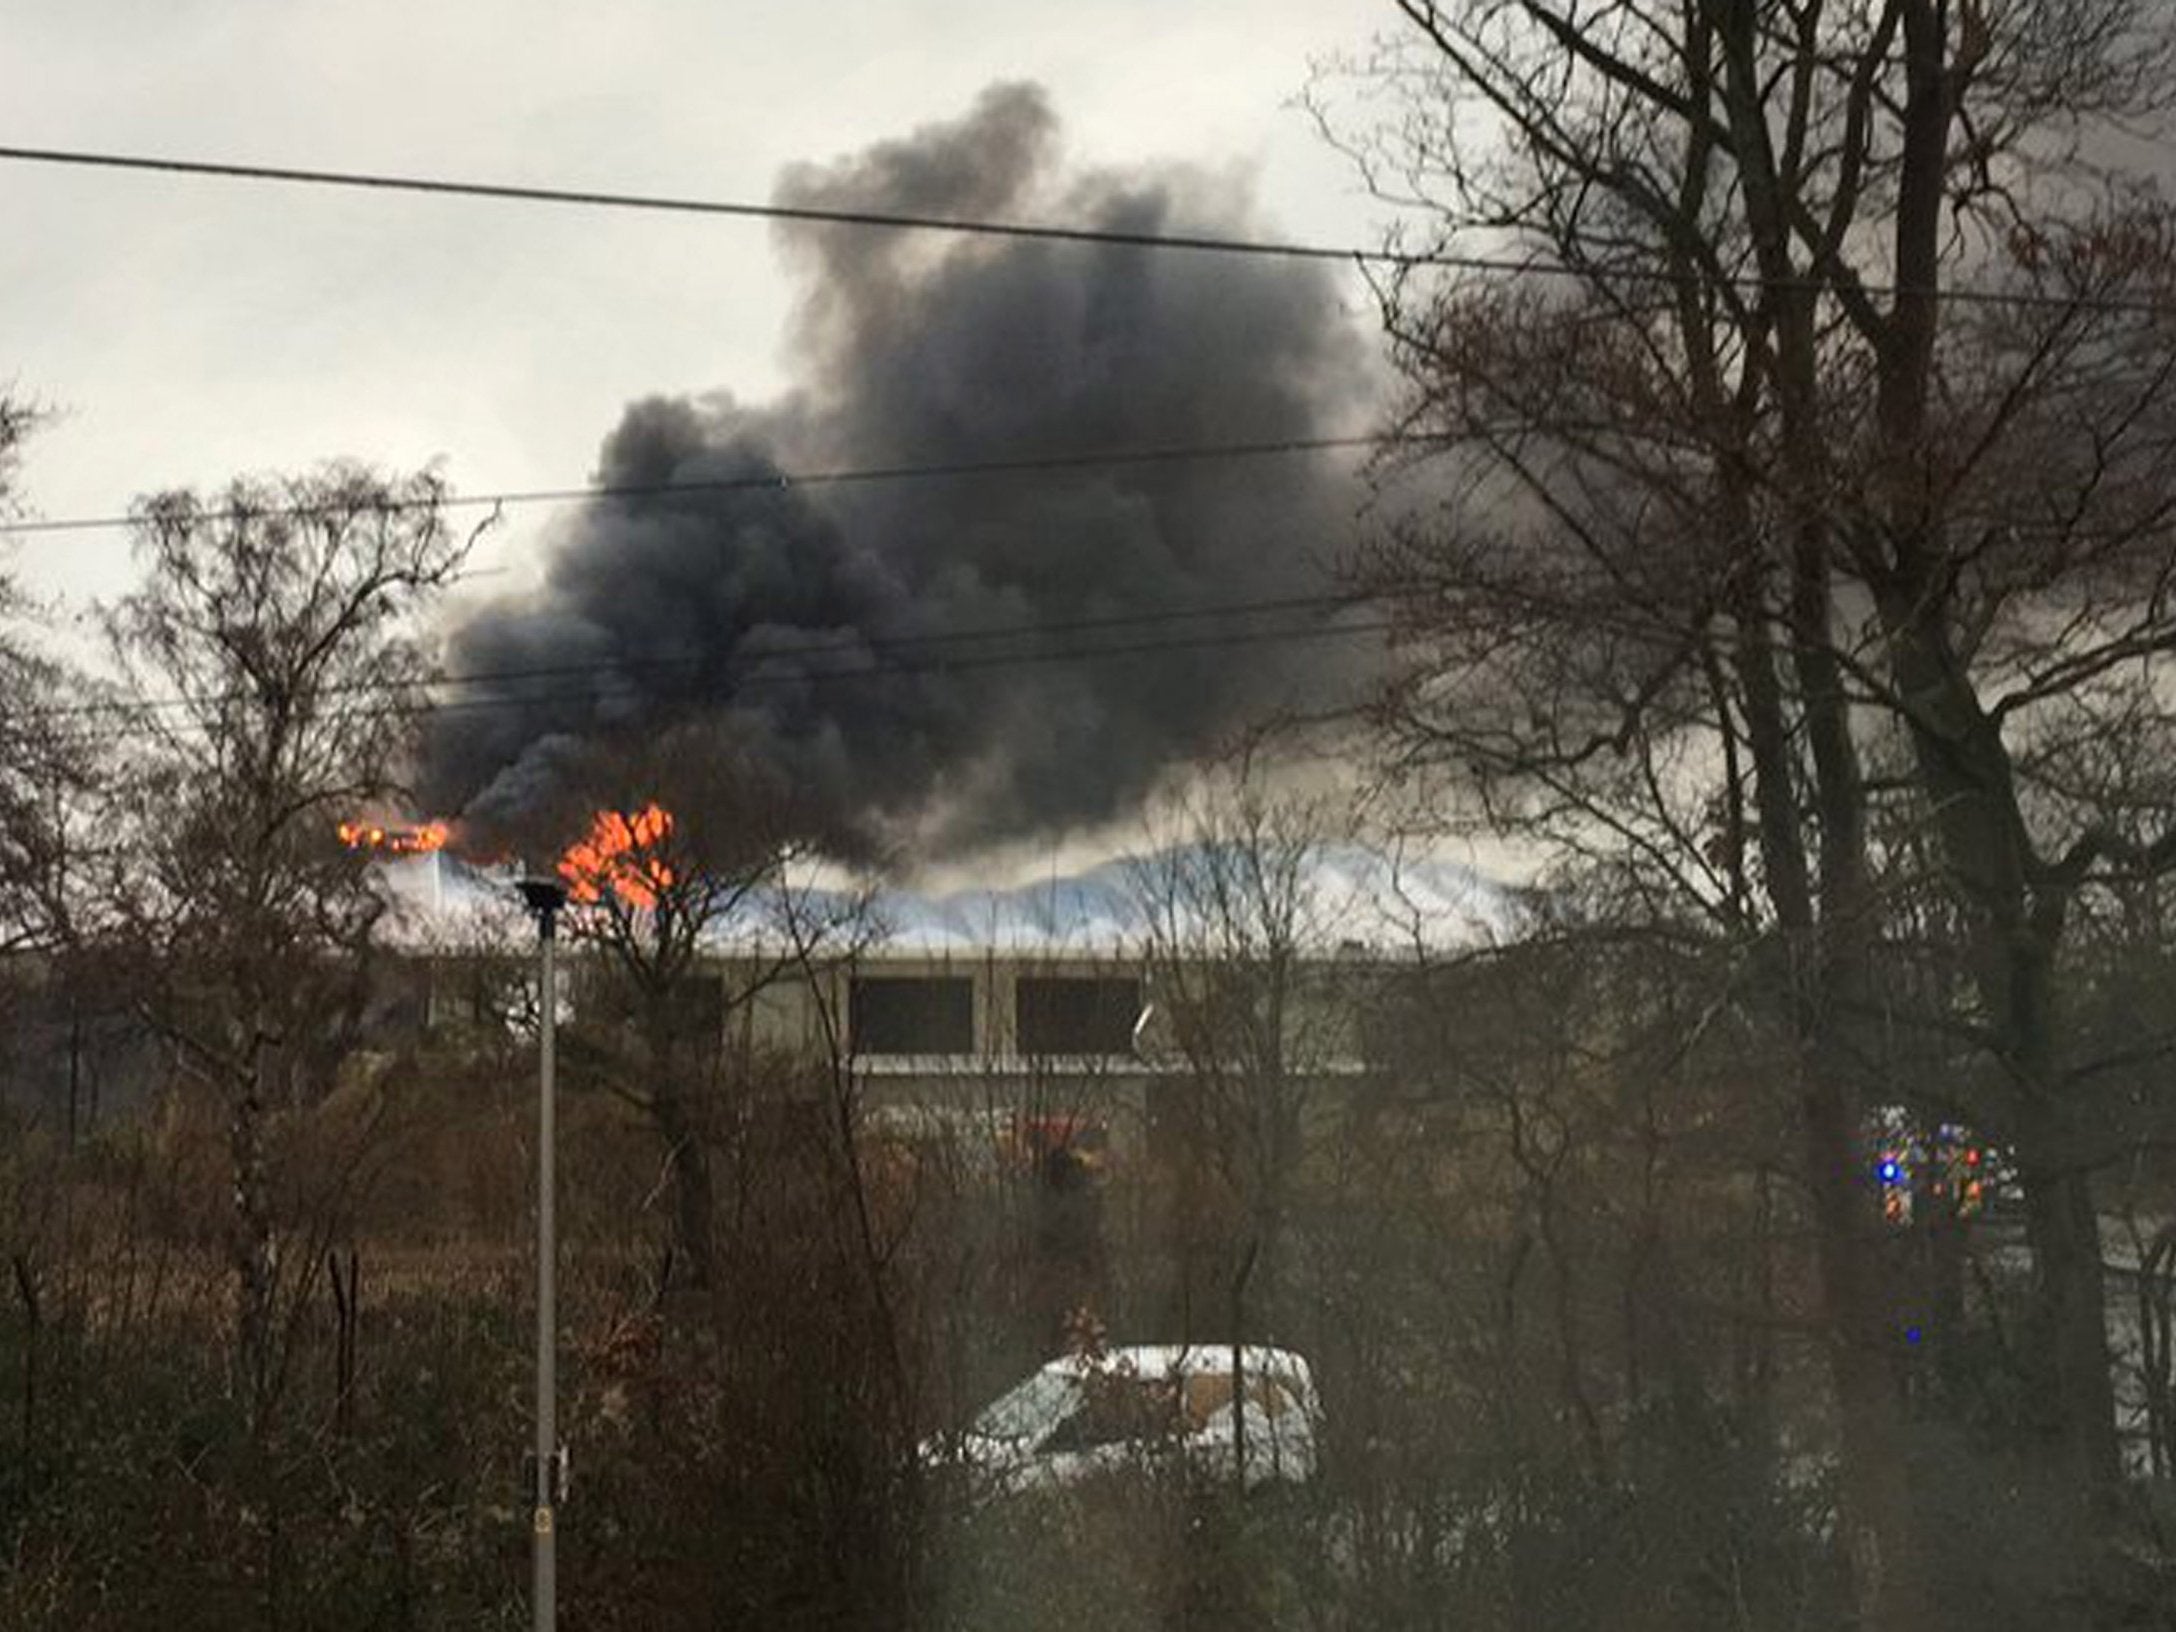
516 877 568 934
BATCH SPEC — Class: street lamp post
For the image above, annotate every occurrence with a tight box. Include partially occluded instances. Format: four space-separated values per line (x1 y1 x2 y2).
517 877 568 1632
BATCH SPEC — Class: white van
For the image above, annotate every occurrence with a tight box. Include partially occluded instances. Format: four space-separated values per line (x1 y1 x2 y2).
933 1344 1323 1497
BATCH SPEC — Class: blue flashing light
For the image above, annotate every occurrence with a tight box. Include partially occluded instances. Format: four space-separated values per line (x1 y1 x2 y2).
1877 1160 1903 1184
1904 1325 1924 1346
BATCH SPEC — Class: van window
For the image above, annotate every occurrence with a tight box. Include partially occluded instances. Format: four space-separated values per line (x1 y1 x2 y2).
1181 1371 1298 1428
1046 1374 1184 1451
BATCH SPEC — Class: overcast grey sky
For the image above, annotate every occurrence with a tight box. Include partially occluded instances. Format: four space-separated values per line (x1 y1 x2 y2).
0 0 1398 627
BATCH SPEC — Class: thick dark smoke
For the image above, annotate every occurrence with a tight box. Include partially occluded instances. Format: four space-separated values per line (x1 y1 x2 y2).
423 83 1373 860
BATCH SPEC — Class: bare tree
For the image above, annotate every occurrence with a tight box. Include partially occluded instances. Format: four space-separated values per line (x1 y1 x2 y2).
0 394 31 515
100 464 472 1422
1128 759 1367 1466
0 396 101 957
544 730 872 1295
1317 2 2176 1623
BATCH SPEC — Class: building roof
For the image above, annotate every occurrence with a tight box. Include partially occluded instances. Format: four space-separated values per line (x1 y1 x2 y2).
379 842 1509 957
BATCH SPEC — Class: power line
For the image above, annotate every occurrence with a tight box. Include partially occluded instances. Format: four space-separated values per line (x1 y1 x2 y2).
420 615 1397 722
0 141 1379 263
2 142 2166 317
401 592 1380 705
12 418 2163 545
0 432 1408 538
47 609 1396 748
45 589 1374 724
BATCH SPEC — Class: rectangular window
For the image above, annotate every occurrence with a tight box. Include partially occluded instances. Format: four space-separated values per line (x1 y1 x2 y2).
850 976 973 1055
1015 976 1142 1057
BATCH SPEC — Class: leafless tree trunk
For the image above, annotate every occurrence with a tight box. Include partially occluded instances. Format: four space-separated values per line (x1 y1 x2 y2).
102 463 474 1429
1319 2 2176 1619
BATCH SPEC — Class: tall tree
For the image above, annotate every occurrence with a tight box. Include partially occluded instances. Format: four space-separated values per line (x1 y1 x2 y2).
1129 762 1363 1404
0 396 93 955
1322 2 2176 1623
543 726 874 1294
102 464 471 1421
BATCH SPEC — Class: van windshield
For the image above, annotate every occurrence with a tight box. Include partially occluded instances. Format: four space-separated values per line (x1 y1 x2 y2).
971 1371 1079 1443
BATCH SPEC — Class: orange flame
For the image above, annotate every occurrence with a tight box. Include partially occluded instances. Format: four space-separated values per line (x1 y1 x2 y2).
339 818 451 855
558 803 676 909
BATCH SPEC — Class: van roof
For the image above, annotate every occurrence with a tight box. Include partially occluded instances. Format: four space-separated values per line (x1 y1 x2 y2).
1041 1344 1315 1386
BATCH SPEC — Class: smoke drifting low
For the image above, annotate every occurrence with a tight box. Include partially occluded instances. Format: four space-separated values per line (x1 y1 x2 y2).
423 84 1373 860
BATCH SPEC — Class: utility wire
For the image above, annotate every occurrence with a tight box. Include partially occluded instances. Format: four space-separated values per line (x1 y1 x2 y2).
419 616 1397 721
0 432 1410 538
45 611 1396 748
1 141 2167 317
10 418 2161 544
43 589 1375 724
0 141 1381 262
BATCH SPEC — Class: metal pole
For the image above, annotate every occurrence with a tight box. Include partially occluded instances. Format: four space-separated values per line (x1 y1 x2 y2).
518 878 567 1632
535 906 556 1630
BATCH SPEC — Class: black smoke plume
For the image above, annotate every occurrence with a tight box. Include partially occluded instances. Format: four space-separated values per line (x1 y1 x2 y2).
423 83 1372 861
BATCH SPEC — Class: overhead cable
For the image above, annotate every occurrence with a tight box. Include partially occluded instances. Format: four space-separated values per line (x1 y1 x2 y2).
43 610 1397 746
1 142 2166 317
42 589 1376 724
0 432 1410 538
